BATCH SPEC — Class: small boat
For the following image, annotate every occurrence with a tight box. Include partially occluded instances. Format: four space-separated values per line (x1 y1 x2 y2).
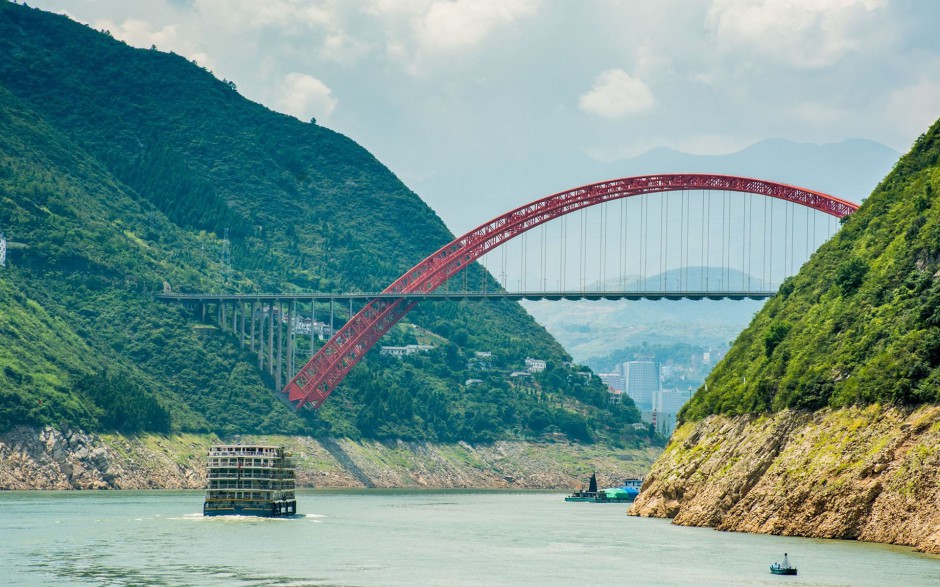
565 472 600 502
770 553 798 576
565 474 642 503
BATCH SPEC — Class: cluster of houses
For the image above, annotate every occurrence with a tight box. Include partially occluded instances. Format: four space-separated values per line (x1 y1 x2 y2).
378 344 435 357
377 345 549 387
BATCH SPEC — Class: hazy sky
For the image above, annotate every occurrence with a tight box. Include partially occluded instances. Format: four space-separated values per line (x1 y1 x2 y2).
26 0 940 226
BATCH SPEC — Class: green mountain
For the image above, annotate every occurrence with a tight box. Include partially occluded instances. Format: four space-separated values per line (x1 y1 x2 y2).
0 2 643 444
682 119 940 420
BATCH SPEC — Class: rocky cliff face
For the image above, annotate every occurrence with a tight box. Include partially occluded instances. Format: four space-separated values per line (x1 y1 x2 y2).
0 426 207 489
629 405 940 553
0 425 658 491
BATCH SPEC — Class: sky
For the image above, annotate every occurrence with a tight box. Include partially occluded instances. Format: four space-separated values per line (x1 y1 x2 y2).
24 0 940 231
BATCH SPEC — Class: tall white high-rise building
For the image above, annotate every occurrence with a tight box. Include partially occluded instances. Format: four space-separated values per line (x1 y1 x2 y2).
622 361 660 412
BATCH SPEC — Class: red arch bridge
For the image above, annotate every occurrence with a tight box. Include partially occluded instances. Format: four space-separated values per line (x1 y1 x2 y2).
158 174 858 409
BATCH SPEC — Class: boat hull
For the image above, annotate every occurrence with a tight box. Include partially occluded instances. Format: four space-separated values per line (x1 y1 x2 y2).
203 499 297 517
564 494 636 503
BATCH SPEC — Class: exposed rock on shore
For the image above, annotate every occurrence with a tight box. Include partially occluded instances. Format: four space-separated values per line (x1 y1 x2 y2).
0 425 659 491
629 405 940 554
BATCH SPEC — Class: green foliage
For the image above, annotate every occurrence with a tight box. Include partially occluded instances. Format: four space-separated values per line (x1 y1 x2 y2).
764 322 791 357
0 3 646 445
681 116 940 422
75 372 171 433
834 257 868 296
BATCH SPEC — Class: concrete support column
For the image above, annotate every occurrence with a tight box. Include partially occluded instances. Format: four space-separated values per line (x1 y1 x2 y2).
287 300 295 380
220 301 226 333
239 301 245 349
250 300 256 352
310 299 316 355
257 301 263 368
276 299 283 388
232 301 237 338
267 301 274 375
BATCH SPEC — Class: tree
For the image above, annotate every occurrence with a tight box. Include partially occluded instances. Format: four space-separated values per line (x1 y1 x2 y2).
835 257 868 295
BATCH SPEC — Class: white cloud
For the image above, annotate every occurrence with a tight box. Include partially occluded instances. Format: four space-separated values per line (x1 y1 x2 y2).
93 17 215 70
192 0 333 32
887 78 940 141
706 0 886 69
364 0 539 73
417 0 538 51
578 69 654 119
95 17 177 49
275 73 337 121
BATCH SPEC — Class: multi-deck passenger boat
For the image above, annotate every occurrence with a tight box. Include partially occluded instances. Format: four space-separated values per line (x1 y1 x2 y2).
203 444 297 517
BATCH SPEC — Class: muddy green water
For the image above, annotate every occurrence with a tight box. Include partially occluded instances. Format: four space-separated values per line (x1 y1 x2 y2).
1 490 938 586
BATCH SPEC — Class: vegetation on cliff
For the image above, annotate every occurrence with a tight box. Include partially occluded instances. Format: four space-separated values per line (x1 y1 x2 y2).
682 118 940 420
0 2 643 444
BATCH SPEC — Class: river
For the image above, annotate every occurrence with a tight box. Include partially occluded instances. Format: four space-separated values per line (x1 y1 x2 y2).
1 490 937 586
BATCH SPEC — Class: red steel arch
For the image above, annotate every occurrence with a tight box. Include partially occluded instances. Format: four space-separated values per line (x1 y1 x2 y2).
284 174 858 408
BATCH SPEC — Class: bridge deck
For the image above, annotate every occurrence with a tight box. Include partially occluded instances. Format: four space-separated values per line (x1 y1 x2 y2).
157 290 775 303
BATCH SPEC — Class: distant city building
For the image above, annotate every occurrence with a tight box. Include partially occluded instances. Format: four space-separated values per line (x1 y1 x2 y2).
607 388 624 404
638 389 695 437
598 372 624 392
655 388 693 414
622 361 660 412
524 358 546 373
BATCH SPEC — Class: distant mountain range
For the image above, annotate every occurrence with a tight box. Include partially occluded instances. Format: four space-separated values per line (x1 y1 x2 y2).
413 137 899 234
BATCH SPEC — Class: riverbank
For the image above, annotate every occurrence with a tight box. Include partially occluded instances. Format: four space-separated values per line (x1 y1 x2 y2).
0 425 659 491
629 405 940 554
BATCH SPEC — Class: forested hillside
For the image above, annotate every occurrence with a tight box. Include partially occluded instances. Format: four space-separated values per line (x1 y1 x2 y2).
681 118 940 420
0 2 643 445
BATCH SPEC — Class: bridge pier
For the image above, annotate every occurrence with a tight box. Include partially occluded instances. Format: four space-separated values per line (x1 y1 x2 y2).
250 300 256 353
276 299 283 388
257 302 264 370
288 300 295 381
310 299 317 358
267 301 274 377
239 301 245 349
